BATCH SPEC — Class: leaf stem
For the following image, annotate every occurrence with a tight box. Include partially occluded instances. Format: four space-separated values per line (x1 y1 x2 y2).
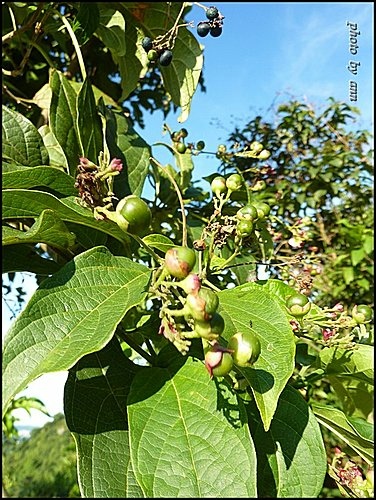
116 326 154 365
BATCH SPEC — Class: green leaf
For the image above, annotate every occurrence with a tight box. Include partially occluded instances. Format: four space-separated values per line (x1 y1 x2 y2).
2 105 49 166
2 209 76 250
95 7 137 100
38 125 69 170
327 376 373 420
363 234 374 254
49 70 82 175
2 189 130 245
2 246 151 414
319 344 373 385
2 165 77 196
65 337 144 498
77 78 103 161
351 247 366 266
160 27 204 123
74 2 100 45
312 404 374 464
100 105 151 198
248 385 327 498
127 357 258 497
342 266 354 284
218 282 296 431
142 233 174 254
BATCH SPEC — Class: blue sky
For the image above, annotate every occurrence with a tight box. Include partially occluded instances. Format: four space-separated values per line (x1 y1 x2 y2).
2 1 374 430
139 1 373 187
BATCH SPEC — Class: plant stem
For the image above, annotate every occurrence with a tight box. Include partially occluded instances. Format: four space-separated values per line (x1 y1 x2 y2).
117 326 154 364
55 9 87 81
150 156 188 247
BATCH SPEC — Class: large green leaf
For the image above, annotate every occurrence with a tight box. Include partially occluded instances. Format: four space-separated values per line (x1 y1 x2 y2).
312 404 374 465
2 209 76 251
77 78 103 162
95 6 143 101
49 70 82 175
2 189 130 245
127 357 258 497
2 105 49 166
100 105 151 198
65 337 144 498
319 344 373 385
247 385 327 498
38 125 69 170
327 376 373 420
2 246 151 414
2 164 77 196
218 282 296 431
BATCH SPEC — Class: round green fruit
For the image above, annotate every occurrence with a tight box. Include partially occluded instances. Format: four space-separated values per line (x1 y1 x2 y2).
116 195 151 235
186 287 219 321
147 49 158 62
211 352 233 377
164 246 196 280
226 173 243 192
176 142 187 154
194 313 225 340
286 293 311 317
236 204 258 222
236 219 254 238
211 176 227 197
352 304 373 324
196 140 205 151
252 201 271 220
228 331 261 367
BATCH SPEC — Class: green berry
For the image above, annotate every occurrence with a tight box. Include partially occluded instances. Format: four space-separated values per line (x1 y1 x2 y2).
228 331 261 367
211 176 227 197
177 142 187 154
196 140 205 151
226 173 243 192
164 246 196 280
116 195 152 236
147 49 158 62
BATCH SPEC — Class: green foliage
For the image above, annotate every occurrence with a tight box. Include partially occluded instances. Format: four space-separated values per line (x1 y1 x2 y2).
2 2 373 498
221 98 373 307
2 413 80 498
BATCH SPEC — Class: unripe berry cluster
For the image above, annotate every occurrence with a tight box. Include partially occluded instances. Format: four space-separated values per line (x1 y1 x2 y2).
196 6 224 38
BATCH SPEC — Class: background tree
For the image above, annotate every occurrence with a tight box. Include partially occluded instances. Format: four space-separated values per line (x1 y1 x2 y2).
3 413 80 498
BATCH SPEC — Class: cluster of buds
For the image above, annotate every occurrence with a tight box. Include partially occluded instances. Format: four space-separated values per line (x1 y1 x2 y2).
330 448 373 497
74 155 123 209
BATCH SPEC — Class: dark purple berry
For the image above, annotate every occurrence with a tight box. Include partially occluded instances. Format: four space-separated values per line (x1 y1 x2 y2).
197 22 211 37
142 37 153 52
159 49 173 66
206 6 219 20
210 25 222 37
